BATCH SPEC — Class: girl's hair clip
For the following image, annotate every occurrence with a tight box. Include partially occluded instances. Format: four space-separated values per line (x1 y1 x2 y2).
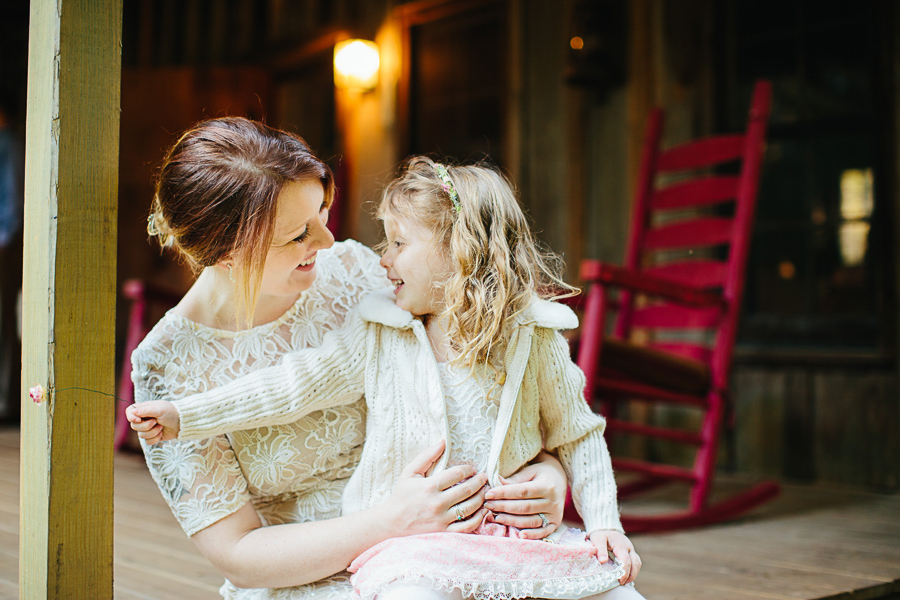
435 164 461 213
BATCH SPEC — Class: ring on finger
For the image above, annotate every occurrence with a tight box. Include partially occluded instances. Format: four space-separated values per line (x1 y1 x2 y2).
455 505 465 522
538 513 550 528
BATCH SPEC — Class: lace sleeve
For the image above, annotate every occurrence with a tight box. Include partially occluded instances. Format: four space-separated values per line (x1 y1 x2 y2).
132 339 252 537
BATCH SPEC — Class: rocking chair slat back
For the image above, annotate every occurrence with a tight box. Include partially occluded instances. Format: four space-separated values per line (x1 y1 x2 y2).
656 134 746 172
651 176 740 210
643 216 735 251
646 260 729 289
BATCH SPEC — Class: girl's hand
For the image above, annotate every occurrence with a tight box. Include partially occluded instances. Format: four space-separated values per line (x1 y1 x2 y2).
589 529 641 585
483 451 567 540
382 440 489 536
126 400 182 445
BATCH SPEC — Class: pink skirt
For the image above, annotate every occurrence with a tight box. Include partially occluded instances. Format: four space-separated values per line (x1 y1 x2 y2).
348 521 624 600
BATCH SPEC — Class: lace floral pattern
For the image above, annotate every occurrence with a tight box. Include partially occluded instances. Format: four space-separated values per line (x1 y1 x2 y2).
132 240 387 600
440 364 499 473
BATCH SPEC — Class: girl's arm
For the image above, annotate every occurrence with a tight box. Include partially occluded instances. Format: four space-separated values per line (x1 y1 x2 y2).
536 328 622 533
536 328 641 584
167 310 369 441
190 441 491 589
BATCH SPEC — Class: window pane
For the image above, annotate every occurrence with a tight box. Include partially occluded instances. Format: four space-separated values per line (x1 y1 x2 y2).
723 0 890 355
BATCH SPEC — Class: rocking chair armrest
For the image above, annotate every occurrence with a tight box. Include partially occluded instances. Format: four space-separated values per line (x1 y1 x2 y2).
579 260 726 309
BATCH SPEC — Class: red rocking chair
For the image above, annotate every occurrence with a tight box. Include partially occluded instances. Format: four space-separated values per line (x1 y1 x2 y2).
114 279 183 450
573 80 779 533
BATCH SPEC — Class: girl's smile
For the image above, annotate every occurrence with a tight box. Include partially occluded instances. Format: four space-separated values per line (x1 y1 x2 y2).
380 215 451 318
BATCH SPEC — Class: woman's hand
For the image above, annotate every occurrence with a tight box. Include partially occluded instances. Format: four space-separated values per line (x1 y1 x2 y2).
381 440 489 537
589 529 642 585
483 451 567 540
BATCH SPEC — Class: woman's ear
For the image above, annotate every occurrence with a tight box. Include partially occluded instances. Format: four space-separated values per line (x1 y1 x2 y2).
216 257 235 282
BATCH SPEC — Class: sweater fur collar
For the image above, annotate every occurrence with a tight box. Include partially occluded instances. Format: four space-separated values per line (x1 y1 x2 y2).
357 287 578 331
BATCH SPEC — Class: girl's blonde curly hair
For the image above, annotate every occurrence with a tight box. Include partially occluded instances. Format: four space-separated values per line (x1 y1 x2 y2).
378 156 578 370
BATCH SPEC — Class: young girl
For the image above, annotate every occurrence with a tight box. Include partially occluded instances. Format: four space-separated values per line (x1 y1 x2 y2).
129 157 643 600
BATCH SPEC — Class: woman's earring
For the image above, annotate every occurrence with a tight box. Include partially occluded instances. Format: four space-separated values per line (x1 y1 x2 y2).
226 263 235 283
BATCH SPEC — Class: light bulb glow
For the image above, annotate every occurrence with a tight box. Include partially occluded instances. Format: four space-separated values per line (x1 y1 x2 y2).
334 39 380 90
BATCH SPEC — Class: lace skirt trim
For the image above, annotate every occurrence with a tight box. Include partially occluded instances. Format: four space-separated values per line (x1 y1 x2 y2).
349 527 624 600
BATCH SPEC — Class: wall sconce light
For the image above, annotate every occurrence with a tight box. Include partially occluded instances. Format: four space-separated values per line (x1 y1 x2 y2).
334 39 380 91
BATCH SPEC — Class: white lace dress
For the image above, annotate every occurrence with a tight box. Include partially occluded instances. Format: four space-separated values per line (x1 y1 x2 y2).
440 363 501 475
131 240 388 600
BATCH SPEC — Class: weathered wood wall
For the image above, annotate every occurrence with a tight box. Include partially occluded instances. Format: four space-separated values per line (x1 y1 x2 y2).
732 367 900 489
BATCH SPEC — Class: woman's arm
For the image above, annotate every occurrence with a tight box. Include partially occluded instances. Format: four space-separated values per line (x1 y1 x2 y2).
191 442 490 589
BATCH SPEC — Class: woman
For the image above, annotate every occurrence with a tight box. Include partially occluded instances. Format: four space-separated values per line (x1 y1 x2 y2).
132 117 569 599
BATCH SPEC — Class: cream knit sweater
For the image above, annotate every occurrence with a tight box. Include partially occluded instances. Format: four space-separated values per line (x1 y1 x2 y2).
171 289 623 534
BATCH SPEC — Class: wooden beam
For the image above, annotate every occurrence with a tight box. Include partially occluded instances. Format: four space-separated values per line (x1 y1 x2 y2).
626 0 657 205
20 0 122 597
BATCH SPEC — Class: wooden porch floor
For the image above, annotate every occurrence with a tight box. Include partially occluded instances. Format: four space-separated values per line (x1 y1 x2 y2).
1 426 899 600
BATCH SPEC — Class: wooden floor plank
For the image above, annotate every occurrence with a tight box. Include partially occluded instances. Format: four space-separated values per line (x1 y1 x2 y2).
2 426 900 600
646 552 888 598
0 550 18 600
0 578 18 600
114 555 221 599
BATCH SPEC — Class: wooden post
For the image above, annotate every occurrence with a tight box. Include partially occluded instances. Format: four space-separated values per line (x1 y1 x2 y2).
19 0 122 597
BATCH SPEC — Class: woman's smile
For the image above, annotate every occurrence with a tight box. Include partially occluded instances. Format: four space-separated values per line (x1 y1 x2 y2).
259 179 334 298
296 254 317 271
